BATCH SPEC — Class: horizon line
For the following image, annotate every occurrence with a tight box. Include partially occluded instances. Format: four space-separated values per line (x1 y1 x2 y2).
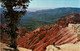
27 7 80 12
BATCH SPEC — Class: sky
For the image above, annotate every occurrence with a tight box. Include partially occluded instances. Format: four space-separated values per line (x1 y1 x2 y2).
27 0 80 11
0 0 80 11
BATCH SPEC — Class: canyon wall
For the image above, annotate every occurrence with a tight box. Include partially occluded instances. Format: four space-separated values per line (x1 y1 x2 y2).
68 24 80 40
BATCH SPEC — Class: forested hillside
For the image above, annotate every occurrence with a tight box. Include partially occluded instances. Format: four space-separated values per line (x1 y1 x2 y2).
1 8 80 31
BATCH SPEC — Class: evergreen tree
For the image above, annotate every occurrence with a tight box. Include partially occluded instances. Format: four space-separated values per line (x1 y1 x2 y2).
0 0 31 50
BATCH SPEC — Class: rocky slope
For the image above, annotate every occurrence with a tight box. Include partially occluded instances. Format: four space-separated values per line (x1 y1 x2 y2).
1 13 80 51
46 43 80 51
17 13 80 51
0 43 32 51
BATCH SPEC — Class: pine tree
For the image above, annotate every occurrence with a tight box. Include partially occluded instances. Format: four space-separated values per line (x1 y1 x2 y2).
0 0 31 50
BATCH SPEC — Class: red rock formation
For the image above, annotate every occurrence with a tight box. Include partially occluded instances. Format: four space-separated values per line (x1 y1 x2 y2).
17 26 79 51
1 13 80 51
17 13 80 51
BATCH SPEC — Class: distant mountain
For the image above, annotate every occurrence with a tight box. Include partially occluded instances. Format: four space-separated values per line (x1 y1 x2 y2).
20 7 80 31
0 7 80 31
